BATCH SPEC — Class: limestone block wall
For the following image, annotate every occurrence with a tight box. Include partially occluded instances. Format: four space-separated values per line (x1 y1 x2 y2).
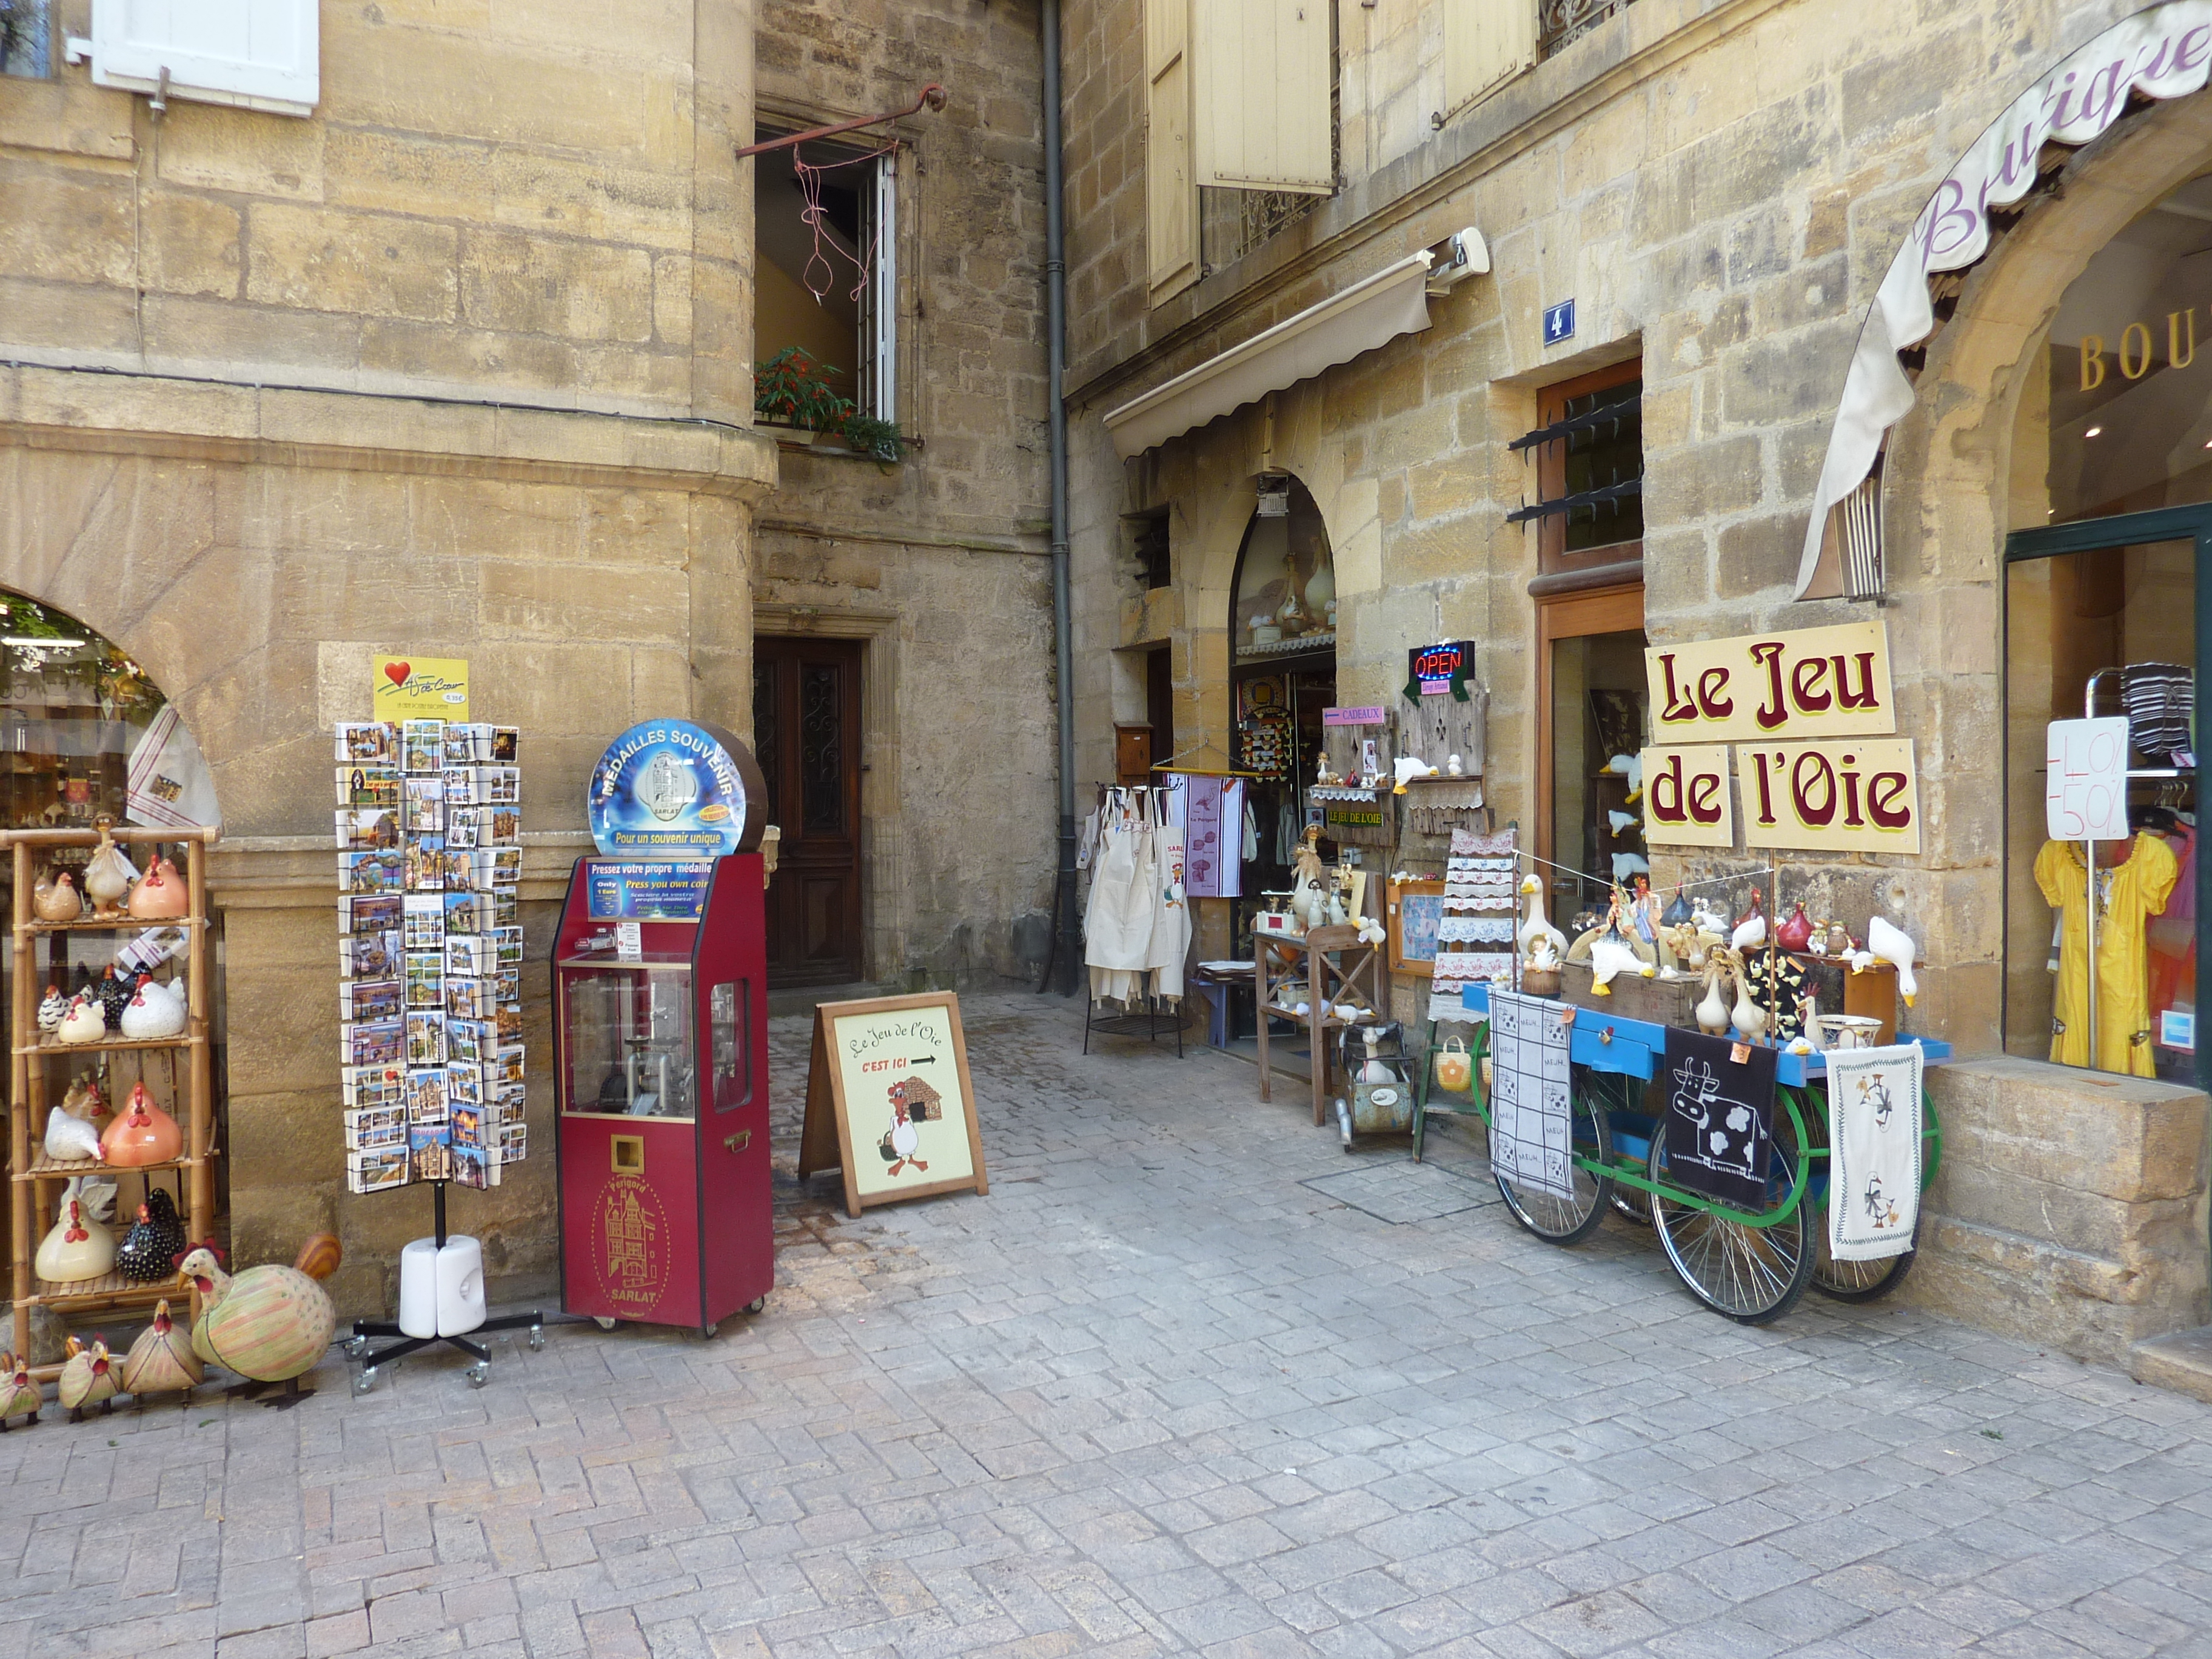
751 0 1057 987
0 0 755 421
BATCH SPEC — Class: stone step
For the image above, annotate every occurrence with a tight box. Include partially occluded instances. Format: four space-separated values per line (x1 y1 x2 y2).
2129 1327 2212 1403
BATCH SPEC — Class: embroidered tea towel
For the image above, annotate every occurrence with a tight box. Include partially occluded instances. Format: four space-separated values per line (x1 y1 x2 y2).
1823 1041 1924 1260
1661 1027 1776 1212
1487 989 1574 1199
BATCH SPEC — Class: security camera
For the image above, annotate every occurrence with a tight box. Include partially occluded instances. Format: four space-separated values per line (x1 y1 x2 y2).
1427 226 1490 294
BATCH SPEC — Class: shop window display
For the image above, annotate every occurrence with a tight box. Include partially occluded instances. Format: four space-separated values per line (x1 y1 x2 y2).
1548 628 1649 922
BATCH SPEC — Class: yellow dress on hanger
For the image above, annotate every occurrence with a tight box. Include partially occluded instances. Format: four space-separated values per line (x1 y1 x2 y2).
2034 834 2179 1078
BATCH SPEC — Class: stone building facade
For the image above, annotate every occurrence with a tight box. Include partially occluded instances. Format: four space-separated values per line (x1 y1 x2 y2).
1061 0 2212 1370
0 0 1054 1313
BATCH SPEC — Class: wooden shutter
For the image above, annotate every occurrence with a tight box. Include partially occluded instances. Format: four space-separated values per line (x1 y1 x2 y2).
90 0 320 116
1146 0 1199 304
1441 0 1536 119
1195 0 1333 195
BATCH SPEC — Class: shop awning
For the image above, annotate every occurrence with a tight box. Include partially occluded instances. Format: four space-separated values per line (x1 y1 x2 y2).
1102 251 1436 460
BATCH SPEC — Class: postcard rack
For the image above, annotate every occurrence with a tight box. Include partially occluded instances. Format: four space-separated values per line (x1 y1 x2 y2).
4 825 218 1378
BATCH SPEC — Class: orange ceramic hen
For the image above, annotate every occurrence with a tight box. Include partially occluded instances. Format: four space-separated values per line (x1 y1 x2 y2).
101 1083 182 1167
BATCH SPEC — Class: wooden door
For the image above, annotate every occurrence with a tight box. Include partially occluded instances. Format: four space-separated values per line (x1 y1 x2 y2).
752 637 864 985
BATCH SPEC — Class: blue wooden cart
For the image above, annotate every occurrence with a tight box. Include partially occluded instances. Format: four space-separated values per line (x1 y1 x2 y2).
1418 985 1946 1323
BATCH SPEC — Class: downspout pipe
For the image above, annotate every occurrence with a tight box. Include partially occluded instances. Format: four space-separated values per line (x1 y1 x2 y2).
1044 0 1081 996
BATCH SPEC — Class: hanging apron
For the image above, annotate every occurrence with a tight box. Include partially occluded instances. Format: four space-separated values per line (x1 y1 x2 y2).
1085 790 1158 1005
1147 809 1190 1003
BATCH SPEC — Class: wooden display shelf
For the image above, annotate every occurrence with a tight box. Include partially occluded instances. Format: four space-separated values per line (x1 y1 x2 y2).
16 916 206 936
14 1031 201 1057
5 825 218 1351
15 1150 209 1181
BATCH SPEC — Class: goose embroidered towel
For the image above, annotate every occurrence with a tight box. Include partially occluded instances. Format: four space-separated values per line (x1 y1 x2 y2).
1661 1027 1776 1212
1823 1042 1923 1260
1487 990 1574 1199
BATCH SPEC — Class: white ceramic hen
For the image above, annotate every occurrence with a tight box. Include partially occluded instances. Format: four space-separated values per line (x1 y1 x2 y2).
119 975 186 1041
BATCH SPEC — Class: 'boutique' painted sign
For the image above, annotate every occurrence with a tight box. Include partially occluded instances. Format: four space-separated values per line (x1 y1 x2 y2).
1646 621 1894 743
588 719 767 860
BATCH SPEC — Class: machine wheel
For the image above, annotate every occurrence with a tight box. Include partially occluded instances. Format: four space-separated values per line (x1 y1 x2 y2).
344 1335 369 1360
465 1362 489 1388
1493 1078 1614 1246
352 1366 378 1395
593 1316 617 1332
703 1323 719 1339
527 1325 546 1351
1607 1186 1653 1227
744 1297 766 1315
1648 1106 1814 1324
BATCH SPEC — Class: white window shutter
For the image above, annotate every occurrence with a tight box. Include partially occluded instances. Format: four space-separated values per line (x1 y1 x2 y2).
1442 0 1536 119
1145 0 1198 304
91 0 320 117
1194 0 1332 196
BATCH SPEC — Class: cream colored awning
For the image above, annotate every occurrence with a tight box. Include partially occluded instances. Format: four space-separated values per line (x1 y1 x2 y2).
1102 251 1435 460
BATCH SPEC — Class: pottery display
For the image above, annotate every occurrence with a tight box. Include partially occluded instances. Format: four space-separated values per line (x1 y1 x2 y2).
119 974 186 1041
180 1238 342 1388
31 869 82 923
82 822 135 919
57 995 105 1045
56 1336 118 1420
127 854 189 919
34 1198 115 1283
101 1084 183 1167
120 1301 203 1399
0 1353 41 1429
116 1189 187 1283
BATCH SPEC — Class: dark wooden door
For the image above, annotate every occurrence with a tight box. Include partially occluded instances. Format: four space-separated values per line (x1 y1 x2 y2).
752 637 864 985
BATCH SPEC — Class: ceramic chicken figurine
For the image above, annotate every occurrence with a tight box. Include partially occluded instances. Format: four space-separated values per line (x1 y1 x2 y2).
179 1236 341 1404
127 853 190 920
34 1195 116 1282
119 974 186 1041
96 967 135 1032
57 994 105 1045
0 1353 40 1430
41 1088 105 1163
116 1189 187 1282
31 870 82 923
35 985 65 1034
101 1083 183 1167
82 822 135 919
121 1301 203 1401
57 1335 118 1421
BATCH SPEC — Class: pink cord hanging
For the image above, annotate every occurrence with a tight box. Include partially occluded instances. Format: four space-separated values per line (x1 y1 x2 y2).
790 141 896 306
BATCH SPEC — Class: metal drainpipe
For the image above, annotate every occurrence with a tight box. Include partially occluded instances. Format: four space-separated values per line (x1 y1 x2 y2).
1044 0 1081 995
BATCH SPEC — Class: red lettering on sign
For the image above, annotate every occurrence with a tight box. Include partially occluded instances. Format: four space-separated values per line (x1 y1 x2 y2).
1791 656 1831 714
1868 772 1912 829
1698 666 1734 721
1648 753 1686 823
1791 750 1837 827
1749 750 1777 825
1689 774 1723 825
1833 652 1881 711
1749 642 1789 731
1656 654 1698 724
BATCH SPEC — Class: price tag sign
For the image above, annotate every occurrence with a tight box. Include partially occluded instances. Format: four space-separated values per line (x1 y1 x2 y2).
615 922 643 962
2045 717 2131 841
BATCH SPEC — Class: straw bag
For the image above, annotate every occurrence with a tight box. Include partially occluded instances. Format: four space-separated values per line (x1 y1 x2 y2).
1433 1036 1471 1093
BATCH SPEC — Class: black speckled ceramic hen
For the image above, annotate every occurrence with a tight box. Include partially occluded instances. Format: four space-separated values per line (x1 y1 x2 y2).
116 1190 186 1284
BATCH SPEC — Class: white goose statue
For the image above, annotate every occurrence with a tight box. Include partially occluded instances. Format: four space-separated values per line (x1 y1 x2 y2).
1517 874 1567 962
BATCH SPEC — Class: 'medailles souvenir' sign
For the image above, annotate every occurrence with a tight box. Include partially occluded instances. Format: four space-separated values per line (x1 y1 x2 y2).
1646 621 1893 743
588 720 767 860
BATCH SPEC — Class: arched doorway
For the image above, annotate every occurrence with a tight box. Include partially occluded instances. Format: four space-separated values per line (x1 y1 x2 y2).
1225 472 1335 928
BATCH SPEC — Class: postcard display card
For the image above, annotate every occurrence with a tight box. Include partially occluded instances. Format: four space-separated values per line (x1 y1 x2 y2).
337 720 526 1192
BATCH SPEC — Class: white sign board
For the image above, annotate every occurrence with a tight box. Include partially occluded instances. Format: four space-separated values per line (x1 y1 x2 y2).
2045 717 2131 842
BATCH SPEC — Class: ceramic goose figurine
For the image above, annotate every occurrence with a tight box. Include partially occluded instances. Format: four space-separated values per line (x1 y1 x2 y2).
82 823 133 919
1729 963 1769 1042
1866 916 1920 1006
1695 959 1732 1035
1588 928 1654 994
1516 874 1567 961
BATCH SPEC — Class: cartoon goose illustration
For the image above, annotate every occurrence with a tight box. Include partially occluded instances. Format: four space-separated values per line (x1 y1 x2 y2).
879 1082 929 1178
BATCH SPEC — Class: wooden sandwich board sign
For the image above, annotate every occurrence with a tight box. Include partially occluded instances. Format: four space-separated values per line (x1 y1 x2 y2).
799 992 989 1218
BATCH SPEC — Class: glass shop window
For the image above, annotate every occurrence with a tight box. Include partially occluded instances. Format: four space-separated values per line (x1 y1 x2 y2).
1546 620 1649 925
1230 474 1336 662
1514 359 1644 577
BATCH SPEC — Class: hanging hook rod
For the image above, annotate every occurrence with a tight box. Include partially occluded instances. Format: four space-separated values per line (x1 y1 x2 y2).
734 85 950 159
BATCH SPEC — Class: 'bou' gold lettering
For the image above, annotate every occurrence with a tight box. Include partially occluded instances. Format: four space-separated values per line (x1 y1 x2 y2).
2082 335 2107 390
2121 321 2155 380
2174 307 2199 371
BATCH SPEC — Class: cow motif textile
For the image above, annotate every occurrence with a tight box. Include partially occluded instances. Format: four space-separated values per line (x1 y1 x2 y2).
1660 1027 1777 1213
1487 990 1574 1200
1823 1042 1924 1261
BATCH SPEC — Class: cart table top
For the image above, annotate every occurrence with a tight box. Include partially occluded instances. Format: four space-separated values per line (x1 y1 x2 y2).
1459 982 1952 1085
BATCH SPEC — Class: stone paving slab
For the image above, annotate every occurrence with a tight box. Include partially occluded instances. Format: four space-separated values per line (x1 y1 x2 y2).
4 992 2211 1658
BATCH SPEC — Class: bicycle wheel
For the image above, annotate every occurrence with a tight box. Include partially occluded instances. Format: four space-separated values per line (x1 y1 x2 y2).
1813 1221 1918 1301
1647 1099 1813 1323
1493 1070 1614 1246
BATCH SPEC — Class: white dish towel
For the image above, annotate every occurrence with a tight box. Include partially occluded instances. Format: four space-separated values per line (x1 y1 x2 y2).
1823 1041 1925 1261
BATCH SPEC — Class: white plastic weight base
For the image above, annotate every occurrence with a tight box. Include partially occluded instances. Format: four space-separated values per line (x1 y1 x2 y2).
395 1235 488 1339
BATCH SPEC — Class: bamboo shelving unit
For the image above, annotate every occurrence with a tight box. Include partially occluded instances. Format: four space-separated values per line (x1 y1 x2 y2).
5 825 218 1378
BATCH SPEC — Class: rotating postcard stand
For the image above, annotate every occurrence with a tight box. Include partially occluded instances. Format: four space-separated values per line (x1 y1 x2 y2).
551 722 774 1338
347 1184 545 1391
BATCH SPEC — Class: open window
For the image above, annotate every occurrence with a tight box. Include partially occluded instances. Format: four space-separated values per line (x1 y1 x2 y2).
752 129 898 426
1 0 51 78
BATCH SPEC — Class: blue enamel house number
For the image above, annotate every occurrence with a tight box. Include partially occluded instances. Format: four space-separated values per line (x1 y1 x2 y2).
1543 299 1575 345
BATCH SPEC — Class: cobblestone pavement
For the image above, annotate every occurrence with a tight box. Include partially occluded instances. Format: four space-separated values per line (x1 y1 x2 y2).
7 992 2212 1658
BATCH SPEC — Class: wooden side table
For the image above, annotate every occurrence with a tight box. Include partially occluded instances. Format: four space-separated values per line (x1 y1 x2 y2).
1253 923 1386 1125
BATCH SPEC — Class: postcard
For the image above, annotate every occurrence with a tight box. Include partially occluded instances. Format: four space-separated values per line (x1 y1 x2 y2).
338 928 402 980
401 720 446 775
335 722 398 765
339 977 403 1023
341 1063 406 1111
340 893 404 934
348 1146 411 1193
336 765 401 809
342 1019 404 1067
340 851 403 895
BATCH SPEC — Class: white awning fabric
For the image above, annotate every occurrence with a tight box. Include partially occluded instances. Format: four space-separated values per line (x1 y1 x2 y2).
1103 252 1436 459
1795 0 2212 598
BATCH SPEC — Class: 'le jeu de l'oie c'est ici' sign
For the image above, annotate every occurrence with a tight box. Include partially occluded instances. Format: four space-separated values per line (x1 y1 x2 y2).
1641 622 1922 855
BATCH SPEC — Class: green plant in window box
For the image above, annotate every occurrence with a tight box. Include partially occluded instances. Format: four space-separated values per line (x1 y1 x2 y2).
837 414 907 471
753 347 854 435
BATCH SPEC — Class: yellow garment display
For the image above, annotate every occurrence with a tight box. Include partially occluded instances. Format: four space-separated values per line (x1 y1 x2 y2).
2034 834 2179 1078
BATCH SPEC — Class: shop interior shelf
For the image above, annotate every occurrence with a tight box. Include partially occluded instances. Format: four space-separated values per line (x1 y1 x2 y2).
15 1151 207 1181
15 1031 201 1057
16 916 207 936
29 1269 170 1309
